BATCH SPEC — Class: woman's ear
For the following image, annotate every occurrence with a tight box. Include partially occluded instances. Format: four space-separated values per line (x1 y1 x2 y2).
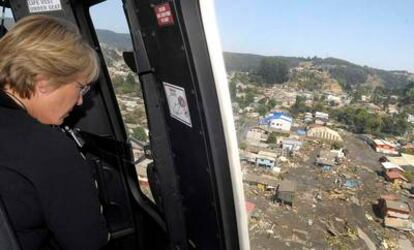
34 75 53 95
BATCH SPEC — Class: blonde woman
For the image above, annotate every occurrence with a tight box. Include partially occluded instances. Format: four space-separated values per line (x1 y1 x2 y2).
0 15 108 249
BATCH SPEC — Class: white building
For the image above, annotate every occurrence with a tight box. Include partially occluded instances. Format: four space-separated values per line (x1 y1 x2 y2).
314 111 329 125
326 95 341 104
259 112 292 132
407 114 414 124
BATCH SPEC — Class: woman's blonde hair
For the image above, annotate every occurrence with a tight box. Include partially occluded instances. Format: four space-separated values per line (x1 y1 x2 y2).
0 15 100 98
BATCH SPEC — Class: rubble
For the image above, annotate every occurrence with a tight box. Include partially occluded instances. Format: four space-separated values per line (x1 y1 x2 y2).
241 122 414 248
356 227 376 250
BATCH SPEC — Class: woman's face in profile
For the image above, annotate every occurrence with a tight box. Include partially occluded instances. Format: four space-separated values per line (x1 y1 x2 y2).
30 77 89 125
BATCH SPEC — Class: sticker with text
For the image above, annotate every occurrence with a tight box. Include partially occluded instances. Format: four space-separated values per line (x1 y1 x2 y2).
163 82 192 127
27 0 62 13
154 3 175 27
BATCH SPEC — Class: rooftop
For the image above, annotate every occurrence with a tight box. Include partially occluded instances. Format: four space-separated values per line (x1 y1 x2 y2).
385 171 408 182
374 139 397 148
258 112 292 125
278 180 296 192
381 162 405 172
385 200 410 213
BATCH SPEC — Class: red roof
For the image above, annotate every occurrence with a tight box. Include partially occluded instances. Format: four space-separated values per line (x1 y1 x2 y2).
245 201 256 213
380 194 400 201
385 170 408 182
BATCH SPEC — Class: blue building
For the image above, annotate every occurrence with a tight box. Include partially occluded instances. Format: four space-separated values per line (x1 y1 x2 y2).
258 112 292 132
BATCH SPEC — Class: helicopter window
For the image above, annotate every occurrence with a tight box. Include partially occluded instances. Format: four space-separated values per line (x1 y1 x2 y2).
89 0 156 205
216 1 414 249
0 4 12 38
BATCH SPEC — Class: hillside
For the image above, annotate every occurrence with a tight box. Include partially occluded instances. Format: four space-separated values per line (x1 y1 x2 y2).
96 29 132 51
224 52 414 89
2 18 412 90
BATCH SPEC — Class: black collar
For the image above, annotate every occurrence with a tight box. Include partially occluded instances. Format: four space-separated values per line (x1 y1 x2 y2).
0 90 27 112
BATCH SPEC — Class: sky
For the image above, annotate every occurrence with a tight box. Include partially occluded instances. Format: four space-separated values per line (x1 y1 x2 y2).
4 0 414 72
214 0 414 72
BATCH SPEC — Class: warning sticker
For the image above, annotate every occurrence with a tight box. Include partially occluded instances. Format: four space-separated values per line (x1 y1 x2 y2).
154 3 175 27
163 82 192 127
27 0 62 13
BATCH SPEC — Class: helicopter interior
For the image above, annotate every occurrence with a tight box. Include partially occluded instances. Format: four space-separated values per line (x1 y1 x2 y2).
0 0 248 249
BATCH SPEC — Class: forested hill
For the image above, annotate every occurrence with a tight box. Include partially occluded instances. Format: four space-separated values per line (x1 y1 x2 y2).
223 52 414 89
224 52 302 72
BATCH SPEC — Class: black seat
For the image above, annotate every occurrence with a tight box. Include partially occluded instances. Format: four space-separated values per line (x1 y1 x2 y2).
0 196 21 250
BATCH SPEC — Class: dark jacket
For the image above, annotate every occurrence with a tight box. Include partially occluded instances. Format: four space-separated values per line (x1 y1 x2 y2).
0 91 108 249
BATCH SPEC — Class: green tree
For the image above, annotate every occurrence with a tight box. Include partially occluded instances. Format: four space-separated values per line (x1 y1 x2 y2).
267 99 278 111
290 96 309 115
257 58 289 84
245 91 255 105
257 103 267 116
267 132 278 144
332 107 408 136
229 79 237 100
132 127 148 141
113 73 139 95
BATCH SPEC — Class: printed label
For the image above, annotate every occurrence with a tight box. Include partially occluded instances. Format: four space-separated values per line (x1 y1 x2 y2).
27 0 62 13
163 82 192 127
154 3 174 27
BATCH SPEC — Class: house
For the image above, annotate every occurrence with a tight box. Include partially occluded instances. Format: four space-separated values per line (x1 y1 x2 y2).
236 82 248 90
256 151 277 168
282 139 303 152
315 150 337 167
384 217 413 231
247 112 260 119
379 198 413 231
386 153 414 167
307 126 343 142
245 201 256 219
239 151 257 165
296 129 306 136
314 111 329 125
385 171 408 184
244 106 254 112
326 95 341 105
304 112 313 123
407 114 414 124
379 199 410 219
276 180 296 206
246 126 269 143
381 162 405 173
236 92 246 98
373 139 398 155
330 148 346 159
243 173 279 190
361 95 369 102
367 103 382 113
387 104 399 114
258 112 292 132
381 161 408 184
